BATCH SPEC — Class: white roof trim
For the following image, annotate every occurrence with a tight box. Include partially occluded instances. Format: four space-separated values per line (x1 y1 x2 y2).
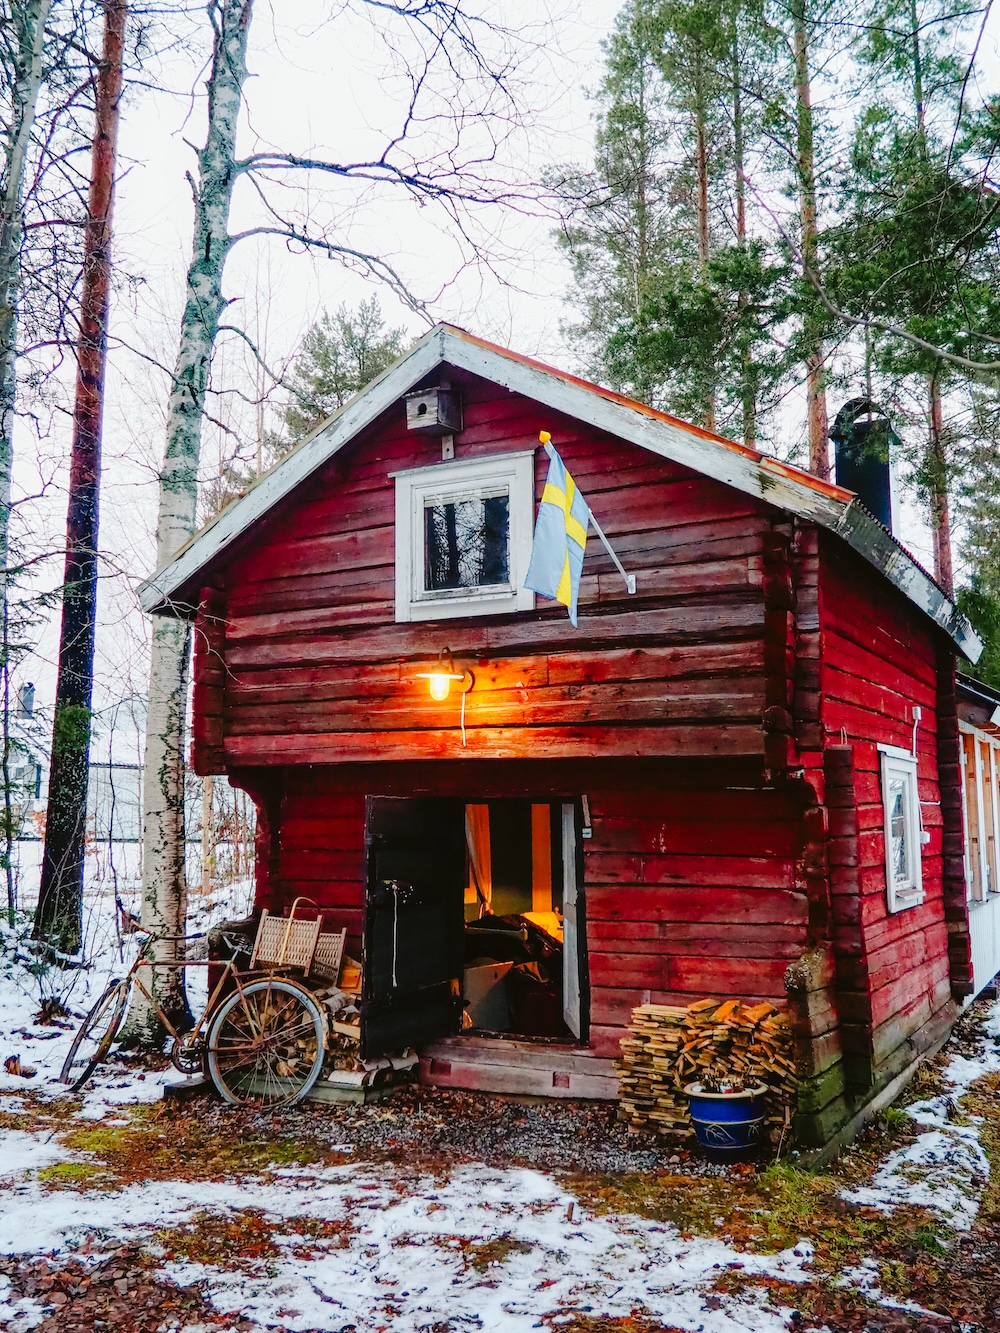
138 324 982 662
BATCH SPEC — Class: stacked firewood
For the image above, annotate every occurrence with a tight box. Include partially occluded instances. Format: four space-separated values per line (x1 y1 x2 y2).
319 958 418 1092
616 997 797 1136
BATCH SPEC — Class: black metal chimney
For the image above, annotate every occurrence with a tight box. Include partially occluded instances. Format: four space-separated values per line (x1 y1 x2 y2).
829 398 897 532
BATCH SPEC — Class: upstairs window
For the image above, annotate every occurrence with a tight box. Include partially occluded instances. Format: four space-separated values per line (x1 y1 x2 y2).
879 744 924 912
395 453 534 622
424 492 509 591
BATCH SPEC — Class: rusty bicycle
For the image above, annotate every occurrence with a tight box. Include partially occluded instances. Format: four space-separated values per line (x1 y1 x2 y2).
60 903 345 1108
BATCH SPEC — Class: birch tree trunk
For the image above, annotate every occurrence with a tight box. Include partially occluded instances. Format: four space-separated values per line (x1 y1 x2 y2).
34 0 127 957
0 0 54 567
791 0 829 480
132 0 254 1037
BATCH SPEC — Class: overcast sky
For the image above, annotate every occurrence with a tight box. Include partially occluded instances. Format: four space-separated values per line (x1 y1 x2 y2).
13 0 620 723
13 0 997 728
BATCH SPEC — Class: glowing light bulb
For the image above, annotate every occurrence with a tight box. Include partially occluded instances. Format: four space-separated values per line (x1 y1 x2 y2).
428 673 451 701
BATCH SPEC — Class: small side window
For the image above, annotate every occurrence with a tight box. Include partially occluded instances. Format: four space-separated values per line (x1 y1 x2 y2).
879 746 924 912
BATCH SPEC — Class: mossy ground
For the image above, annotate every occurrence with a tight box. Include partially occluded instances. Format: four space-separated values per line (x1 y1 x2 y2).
39 1102 351 1189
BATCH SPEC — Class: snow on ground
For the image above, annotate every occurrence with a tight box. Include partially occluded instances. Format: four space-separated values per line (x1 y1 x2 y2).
841 998 1000 1229
0 1155 815 1333
0 1129 77 1177
4 877 1000 1330
0 1276 44 1333
0 873 254 1110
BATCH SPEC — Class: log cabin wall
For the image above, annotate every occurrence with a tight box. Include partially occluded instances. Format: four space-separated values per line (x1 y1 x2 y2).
227 757 810 1062
186 364 972 1145
817 534 962 1103
582 772 808 1058
195 371 772 772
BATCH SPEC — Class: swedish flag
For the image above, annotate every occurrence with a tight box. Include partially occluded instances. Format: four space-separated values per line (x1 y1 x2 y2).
524 433 591 626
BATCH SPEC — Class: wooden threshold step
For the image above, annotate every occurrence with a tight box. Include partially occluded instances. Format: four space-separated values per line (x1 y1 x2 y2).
418 1037 617 1100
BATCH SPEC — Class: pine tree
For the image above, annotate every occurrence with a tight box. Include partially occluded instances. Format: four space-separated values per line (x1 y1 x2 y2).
281 299 409 444
554 0 678 407
826 0 993 593
556 0 791 446
34 0 127 957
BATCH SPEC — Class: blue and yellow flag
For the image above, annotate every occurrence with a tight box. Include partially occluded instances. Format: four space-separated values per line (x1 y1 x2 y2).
524 433 591 626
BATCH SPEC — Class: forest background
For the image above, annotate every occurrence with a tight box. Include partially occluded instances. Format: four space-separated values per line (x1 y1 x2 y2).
6 0 1000 965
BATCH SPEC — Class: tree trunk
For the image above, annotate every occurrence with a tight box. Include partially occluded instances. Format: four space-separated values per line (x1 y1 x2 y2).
928 377 954 596
732 41 755 451
33 0 126 957
131 0 255 1040
791 0 829 479
693 47 715 434
907 0 952 594
0 0 54 573
201 774 214 893
0 5 53 918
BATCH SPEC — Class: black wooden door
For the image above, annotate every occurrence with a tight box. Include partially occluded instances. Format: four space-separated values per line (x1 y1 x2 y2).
361 796 466 1059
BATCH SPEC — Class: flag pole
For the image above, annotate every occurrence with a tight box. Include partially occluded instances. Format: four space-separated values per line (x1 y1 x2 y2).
589 513 637 595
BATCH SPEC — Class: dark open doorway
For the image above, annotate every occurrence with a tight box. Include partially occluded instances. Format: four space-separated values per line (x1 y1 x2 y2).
362 796 586 1060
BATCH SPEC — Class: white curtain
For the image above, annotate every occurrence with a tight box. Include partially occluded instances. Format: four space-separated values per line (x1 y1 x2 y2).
465 804 492 917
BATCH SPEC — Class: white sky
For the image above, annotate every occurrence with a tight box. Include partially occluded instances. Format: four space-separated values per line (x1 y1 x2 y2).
13 0 621 722
12 0 998 727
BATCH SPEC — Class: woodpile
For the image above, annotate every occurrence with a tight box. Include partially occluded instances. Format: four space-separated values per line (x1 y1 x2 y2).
616 997 796 1137
319 956 418 1095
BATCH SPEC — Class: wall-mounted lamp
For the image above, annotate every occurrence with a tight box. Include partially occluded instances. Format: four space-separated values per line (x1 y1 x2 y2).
417 648 472 700
416 649 475 743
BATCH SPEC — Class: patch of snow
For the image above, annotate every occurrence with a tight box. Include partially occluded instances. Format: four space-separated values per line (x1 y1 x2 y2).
841 998 1000 1229
0 1277 44 1332
0 1160 814 1332
162 1166 813 1333
0 1129 76 1178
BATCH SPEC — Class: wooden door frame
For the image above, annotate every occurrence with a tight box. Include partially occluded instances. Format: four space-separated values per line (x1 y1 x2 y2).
362 789 591 1048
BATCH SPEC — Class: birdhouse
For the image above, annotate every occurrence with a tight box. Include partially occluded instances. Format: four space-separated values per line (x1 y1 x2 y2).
404 386 463 436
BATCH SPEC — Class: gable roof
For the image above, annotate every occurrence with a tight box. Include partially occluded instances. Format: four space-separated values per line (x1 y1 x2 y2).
138 322 982 662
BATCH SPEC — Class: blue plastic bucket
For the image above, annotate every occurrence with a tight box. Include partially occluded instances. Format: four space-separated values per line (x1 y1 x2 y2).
683 1083 769 1161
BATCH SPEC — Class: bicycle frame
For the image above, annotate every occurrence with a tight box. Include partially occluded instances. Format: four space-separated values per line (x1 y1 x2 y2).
125 933 314 1045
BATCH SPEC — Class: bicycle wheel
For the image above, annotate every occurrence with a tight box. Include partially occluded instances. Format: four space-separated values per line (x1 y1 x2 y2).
206 977 326 1108
59 979 129 1091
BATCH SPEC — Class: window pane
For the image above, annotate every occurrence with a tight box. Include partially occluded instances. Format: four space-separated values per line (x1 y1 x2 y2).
424 493 509 591
887 775 909 886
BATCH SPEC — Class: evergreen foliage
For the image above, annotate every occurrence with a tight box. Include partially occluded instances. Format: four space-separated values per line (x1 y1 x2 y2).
557 0 1000 610
282 299 410 443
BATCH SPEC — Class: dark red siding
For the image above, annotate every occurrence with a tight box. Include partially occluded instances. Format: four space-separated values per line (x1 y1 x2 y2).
245 757 808 1059
196 373 771 771
818 537 953 1068
584 781 807 1056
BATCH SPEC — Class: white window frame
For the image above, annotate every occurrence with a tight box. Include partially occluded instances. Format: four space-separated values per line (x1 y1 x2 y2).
393 451 536 622
959 721 1000 901
879 743 925 913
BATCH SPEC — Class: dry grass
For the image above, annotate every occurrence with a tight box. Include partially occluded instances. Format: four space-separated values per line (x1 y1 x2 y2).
155 1209 356 1268
49 1103 350 1188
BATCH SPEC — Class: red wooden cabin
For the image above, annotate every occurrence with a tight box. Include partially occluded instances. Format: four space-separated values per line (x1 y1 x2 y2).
141 325 982 1146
